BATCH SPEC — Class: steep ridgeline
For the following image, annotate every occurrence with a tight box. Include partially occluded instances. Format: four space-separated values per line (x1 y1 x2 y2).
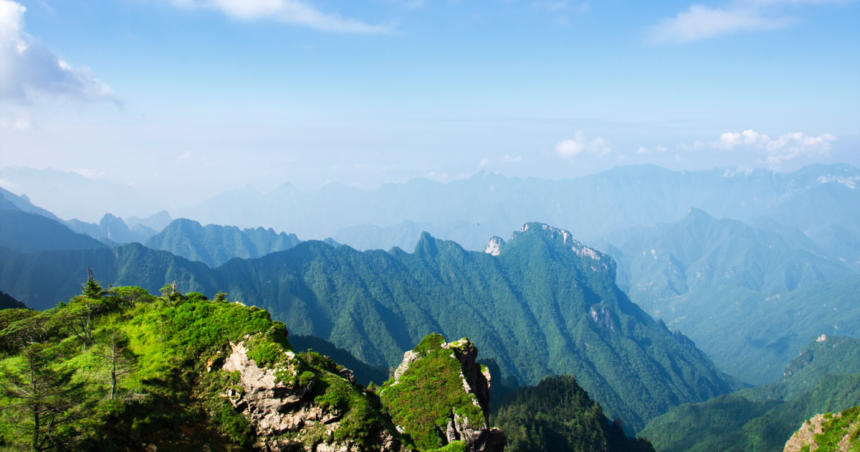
784 406 860 452
590 208 859 385
0 291 26 310
0 187 64 222
0 210 105 252
0 223 738 432
491 375 655 452
640 336 860 452
379 334 506 452
145 218 302 267
66 213 155 245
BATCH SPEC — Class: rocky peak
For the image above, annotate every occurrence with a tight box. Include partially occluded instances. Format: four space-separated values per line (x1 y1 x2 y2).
484 237 505 256
508 222 615 272
219 335 406 451
380 334 506 452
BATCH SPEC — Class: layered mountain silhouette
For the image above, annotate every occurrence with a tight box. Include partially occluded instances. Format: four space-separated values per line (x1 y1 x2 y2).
0 223 740 432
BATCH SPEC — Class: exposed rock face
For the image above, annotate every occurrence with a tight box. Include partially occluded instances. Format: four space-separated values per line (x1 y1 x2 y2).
784 409 860 452
380 334 506 452
484 237 504 256
221 339 405 452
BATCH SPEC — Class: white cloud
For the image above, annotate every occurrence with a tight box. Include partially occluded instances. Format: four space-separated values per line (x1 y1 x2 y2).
0 0 114 102
555 131 612 160
502 155 522 163
648 0 844 44
705 129 836 165
171 0 391 33
479 159 489 168
0 178 18 188
656 145 667 152
636 147 650 154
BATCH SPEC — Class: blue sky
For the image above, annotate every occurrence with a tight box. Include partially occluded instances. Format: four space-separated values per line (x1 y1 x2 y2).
1 0 858 202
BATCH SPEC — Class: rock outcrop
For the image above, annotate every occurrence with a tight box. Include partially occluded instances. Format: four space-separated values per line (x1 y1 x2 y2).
220 335 406 452
784 407 860 452
380 334 506 452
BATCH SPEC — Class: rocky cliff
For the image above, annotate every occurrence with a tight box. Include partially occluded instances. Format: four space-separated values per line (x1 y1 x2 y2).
784 406 860 452
379 334 506 452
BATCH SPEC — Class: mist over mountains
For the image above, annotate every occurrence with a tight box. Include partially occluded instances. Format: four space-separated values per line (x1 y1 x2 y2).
3 164 858 255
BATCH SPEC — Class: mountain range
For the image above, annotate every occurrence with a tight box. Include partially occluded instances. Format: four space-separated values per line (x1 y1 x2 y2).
3 164 858 254
0 223 741 432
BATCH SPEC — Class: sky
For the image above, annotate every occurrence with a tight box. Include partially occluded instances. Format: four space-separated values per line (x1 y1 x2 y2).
0 0 858 204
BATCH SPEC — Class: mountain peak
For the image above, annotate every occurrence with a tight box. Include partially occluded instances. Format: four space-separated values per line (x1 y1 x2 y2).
484 236 505 256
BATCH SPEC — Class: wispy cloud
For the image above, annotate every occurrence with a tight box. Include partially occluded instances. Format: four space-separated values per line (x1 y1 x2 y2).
170 0 392 33
694 129 836 165
648 0 846 44
502 155 522 163
555 132 611 160
0 0 115 102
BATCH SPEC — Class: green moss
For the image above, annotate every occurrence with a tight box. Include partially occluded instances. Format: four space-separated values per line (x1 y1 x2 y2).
808 406 860 452
413 333 446 356
380 335 485 451
247 340 283 368
430 440 467 452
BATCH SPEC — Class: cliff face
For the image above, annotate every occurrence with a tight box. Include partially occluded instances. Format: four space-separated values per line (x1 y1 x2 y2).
219 339 405 452
380 334 506 452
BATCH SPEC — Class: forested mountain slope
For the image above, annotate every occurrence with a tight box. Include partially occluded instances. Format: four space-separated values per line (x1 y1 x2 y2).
145 218 301 267
0 223 738 432
641 336 860 452
591 208 859 384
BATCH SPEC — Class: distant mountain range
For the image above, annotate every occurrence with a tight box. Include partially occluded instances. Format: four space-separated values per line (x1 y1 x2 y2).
3 164 858 253
144 218 301 267
589 207 859 385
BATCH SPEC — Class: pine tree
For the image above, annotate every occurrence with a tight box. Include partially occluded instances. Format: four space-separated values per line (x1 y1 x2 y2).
96 327 136 400
81 268 104 300
0 344 85 450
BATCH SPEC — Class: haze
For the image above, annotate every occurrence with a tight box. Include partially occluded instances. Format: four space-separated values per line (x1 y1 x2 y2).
1 0 858 215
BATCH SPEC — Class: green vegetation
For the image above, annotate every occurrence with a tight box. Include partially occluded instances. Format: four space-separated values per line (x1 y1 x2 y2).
289 334 389 386
145 218 301 267
592 208 860 385
792 406 860 452
492 375 655 452
641 336 860 451
0 275 405 451
0 223 739 432
379 334 486 451
641 373 860 451
738 336 860 402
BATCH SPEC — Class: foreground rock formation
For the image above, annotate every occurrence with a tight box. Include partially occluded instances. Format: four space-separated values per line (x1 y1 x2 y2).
220 333 407 452
379 334 506 452
784 406 859 452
